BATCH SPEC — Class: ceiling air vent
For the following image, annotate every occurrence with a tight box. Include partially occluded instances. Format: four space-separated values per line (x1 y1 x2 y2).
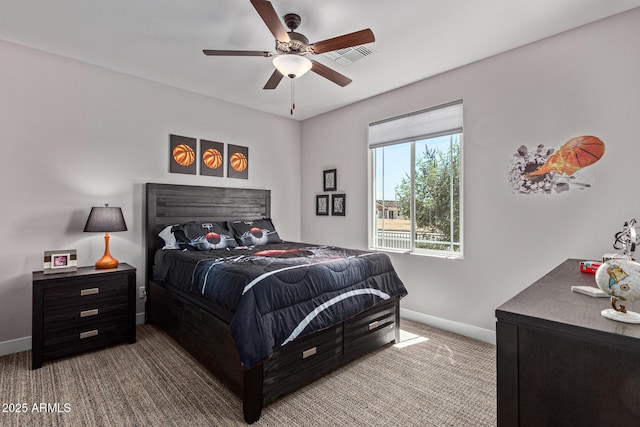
322 45 377 67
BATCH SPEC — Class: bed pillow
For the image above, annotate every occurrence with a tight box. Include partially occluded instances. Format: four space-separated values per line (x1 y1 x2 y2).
158 225 180 250
173 221 238 250
230 218 283 246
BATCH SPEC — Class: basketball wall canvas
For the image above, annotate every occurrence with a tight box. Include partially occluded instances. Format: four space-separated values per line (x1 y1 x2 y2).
169 134 197 175
228 144 249 179
200 140 224 177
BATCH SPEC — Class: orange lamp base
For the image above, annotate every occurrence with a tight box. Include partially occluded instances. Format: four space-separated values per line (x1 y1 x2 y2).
95 233 119 269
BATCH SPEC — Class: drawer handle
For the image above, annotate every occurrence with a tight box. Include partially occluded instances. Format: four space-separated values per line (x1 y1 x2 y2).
368 320 379 331
80 329 98 339
302 347 317 359
80 288 99 296
80 309 99 318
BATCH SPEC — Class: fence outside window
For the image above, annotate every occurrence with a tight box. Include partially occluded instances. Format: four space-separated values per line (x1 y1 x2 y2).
374 230 459 252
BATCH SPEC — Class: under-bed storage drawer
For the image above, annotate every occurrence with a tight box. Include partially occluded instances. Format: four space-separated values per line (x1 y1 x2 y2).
344 297 398 362
263 324 343 405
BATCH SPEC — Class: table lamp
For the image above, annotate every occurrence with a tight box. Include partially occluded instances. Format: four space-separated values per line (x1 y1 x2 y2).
84 204 127 269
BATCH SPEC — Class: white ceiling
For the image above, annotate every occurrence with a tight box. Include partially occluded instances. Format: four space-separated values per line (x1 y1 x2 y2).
1 0 639 120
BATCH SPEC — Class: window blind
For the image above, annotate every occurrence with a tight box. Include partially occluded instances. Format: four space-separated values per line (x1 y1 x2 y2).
368 99 463 148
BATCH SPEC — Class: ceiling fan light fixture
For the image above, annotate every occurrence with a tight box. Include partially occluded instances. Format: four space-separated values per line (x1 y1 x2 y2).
272 55 312 79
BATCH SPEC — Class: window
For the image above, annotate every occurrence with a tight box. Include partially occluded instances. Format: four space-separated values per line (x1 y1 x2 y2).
368 100 463 258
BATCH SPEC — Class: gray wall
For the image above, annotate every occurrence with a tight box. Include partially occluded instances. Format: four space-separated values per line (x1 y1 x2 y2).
300 8 640 333
0 39 302 344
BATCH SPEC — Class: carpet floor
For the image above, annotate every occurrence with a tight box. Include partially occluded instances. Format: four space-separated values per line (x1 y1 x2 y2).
0 320 496 426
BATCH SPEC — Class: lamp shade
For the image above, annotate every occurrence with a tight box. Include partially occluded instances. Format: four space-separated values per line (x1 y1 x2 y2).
272 55 312 79
84 204 127 269
84 205 127 232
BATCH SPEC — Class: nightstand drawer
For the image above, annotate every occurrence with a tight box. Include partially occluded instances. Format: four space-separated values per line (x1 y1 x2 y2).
44 301 129 333
43 320 129 360
43 275 128 309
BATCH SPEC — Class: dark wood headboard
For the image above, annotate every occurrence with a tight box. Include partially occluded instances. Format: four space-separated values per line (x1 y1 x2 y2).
145 183 271 282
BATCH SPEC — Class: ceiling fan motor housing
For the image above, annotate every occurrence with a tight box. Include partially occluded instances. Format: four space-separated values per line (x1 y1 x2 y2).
276 31 309 54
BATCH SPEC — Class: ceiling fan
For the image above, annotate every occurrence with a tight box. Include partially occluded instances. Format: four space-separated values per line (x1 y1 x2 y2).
203 0 375 113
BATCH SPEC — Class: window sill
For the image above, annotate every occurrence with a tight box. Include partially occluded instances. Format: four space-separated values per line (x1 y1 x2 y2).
368 247 463 260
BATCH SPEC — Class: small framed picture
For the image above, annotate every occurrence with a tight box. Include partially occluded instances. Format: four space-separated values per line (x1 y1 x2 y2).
323 169 337 191
332 194 346 216
44 250 78 274
316 195 329 216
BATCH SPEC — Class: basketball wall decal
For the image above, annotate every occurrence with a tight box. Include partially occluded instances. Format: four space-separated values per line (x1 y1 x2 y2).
173 144 195 166
230 152 248 172
203 148 223 169
526 135 605 178
169 134 197 175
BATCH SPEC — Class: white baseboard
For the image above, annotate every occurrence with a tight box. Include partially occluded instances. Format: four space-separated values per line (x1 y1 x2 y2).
0 313 147 357
400 308 496 345
0 336 31 357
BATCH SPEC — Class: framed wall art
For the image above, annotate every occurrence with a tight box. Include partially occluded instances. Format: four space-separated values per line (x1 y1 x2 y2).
323 169 337 191
331 194 346 216
228 144 249 179
200 140 224 177
316 195 329 216
169 134 197 175
43 249 77 274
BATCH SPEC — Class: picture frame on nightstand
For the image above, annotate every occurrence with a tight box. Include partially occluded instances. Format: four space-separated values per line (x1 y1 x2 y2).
43 249 77 274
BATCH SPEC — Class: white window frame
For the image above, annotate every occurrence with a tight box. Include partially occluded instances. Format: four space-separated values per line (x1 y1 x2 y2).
367 100 464 259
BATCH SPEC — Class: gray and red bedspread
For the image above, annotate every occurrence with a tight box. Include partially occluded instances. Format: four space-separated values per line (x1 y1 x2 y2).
153 243 407 368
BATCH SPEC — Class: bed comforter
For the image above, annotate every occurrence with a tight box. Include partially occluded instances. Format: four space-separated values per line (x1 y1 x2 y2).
153 243 407 368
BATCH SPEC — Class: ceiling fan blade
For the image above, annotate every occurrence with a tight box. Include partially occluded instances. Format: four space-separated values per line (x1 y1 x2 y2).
250 0 291 43
263 69 284 89
308 29 375 54
310 60 352 87
203 50 273 57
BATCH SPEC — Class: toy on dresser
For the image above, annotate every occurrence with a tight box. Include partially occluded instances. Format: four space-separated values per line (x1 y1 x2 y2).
593 218 640 323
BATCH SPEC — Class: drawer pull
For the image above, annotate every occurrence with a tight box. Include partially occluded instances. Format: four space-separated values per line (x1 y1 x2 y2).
302 347 317 359
368 320 379 331
80 329 98 339
80 288 99 296
80 309 99 318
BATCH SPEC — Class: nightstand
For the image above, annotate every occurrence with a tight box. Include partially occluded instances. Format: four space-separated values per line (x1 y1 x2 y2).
32 263 136 369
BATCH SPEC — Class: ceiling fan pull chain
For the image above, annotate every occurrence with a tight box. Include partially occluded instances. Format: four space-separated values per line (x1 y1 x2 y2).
290 79 296 115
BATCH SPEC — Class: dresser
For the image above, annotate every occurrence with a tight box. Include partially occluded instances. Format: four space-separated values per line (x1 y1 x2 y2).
496 259 640 426
32 263 136 369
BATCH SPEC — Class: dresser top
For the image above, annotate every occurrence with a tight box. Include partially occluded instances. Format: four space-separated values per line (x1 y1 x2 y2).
33 263 136 282
496 258 640 341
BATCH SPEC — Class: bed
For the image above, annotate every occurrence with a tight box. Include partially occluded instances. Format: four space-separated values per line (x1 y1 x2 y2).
145 183 407 423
